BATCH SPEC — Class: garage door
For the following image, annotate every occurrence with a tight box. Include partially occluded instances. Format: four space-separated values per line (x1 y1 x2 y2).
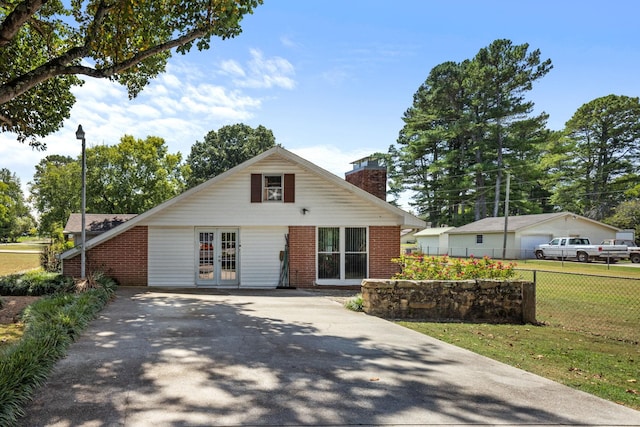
521 235 552 259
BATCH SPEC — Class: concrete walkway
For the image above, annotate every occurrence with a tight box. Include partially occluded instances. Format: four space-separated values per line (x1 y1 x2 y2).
22 287 640 426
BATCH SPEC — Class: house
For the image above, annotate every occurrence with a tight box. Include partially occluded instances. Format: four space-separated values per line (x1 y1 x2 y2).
446 212 620 259
63 213 137 246
60 147 425 288
415 226 455 256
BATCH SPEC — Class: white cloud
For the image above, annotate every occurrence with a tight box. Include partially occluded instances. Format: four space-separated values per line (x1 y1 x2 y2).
228 49 296 90
220 59 246 78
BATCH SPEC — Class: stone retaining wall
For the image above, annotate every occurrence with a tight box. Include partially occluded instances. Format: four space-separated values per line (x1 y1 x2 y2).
361 279 536 324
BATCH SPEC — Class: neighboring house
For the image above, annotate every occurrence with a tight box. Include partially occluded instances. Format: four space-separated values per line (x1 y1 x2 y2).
63 213 138 246
446 212 620 259
60 147 425 288
415 226 455 256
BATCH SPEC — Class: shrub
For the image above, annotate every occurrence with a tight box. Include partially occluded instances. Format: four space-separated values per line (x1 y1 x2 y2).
0 273 116 425
0 270 75 296
392 254 517 280
344 293 364 312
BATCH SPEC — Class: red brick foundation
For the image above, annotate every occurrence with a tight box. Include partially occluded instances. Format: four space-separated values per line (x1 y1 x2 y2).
62 226 148 286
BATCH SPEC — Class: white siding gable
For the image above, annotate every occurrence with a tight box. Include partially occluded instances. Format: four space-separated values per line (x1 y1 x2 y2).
143 154 400 227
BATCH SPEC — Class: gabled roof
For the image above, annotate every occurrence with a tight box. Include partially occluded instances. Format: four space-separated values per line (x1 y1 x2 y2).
63 213 138 234
448 212 620 234
61 146 425 259
415 226 455 237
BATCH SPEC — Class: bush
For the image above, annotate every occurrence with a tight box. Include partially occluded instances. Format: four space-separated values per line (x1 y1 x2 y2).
344 294 364 312
392 254 517 280
0 274 116 425
0 270 75 296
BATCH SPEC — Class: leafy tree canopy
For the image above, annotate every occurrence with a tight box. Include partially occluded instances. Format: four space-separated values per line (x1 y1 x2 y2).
87 135 188 213
1 0 262 148
29 136 188 235
547 94 640 220
391 39 552 225
29 154 80 235
186 123 277 188
0 167 34 240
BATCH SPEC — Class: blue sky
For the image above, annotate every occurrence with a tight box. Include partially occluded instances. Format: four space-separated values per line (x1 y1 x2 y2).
2 0 639 207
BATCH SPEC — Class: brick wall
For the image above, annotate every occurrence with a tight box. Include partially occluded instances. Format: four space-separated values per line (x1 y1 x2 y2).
288 226 316 287
62 226 148 286
369 225 401 279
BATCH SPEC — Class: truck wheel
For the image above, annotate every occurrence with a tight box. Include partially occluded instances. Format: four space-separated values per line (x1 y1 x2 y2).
577 251 590 263
631 253 640 264
535 251 545 259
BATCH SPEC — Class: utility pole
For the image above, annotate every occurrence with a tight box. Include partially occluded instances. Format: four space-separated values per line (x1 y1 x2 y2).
502 171 510 260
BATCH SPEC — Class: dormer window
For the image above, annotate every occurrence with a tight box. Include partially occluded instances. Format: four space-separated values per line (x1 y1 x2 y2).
264 175 283 201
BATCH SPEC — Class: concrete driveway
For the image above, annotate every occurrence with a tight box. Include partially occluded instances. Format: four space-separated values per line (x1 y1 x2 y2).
22 287 640 426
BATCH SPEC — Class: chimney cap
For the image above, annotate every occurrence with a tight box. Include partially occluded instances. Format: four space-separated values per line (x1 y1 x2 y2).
350 154 385 170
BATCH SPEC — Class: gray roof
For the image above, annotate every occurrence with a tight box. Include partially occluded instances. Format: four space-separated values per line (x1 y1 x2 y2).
448 212 619 234
63 213 138 234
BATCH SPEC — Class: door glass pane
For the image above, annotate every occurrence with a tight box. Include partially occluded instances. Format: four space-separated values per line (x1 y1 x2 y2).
220 231 237 281
345 227 367 279
199 232 215 280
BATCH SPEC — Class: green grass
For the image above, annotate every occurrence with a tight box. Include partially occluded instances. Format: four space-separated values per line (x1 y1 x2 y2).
398 321 640 410
515 269 640 342
0 243 45 251
516 259 640 278
0 253 41 276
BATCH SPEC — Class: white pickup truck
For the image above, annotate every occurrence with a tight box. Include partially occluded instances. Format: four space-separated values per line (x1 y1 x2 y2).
535 237 629 263
628 247 640 264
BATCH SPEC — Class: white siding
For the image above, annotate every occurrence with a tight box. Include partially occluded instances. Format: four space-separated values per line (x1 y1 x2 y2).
148 227 195 287
448 233 518 259
239 226 288 289
143 155 399 228
523 218 616 244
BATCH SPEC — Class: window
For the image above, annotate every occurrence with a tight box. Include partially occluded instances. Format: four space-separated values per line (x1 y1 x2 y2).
264 175 282 201
476 234 483 244
251 173 295 203
317 227 367 282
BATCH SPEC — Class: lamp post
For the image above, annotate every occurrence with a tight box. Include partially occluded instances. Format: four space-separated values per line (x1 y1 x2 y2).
75 125 86 279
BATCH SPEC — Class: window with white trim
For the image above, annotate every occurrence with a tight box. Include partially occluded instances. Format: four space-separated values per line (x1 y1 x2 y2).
263 175 283 201
317 227 367 281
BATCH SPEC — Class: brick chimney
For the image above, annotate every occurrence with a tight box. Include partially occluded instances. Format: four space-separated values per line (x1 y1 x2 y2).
345 155 387 201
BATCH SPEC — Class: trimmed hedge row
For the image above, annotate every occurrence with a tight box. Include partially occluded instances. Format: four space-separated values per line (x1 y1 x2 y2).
0 270 75 296
0 274 116 425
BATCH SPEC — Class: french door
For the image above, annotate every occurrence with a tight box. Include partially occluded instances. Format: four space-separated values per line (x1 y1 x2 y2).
196 228 238 286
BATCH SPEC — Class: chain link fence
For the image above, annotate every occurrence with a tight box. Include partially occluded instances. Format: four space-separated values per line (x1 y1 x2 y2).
517 269 640 342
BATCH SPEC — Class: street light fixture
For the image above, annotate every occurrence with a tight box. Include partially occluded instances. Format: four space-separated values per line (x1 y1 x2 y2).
75 125 86 279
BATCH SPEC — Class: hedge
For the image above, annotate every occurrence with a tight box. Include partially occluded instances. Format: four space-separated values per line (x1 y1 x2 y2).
0 274 116 425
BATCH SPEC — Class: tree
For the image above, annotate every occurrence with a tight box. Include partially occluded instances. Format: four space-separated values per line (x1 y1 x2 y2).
186 123 276 188
29 155 80 236
605 199 640 245
0 168 34 241
391 40 552 225
30 137 187 233
1 0 262 147
547 95 640 220
86 135 188 213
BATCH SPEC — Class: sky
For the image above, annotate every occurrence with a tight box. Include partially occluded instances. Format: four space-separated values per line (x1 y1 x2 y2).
2 0 640 209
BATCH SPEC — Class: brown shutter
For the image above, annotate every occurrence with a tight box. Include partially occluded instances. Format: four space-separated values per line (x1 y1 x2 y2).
251 174 262 203
284 174 295 203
